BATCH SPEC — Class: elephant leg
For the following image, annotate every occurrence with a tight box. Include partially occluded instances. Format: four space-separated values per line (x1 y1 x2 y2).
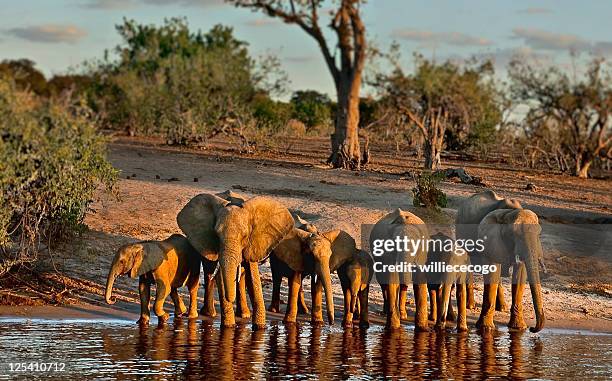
496 284 508 312
311 276 324 325
154 279 171 323
381 284 389 315
435 283 452 331
428 287 437 321
508 263 528 330
466 271 476 310
342 286 353 328
236 267 252 320
201 273 217 318
284 271 301 324
476 265 500 331
353 297 361 321
446 284 456 322
215 271 236 327
170 288 187 317
358 286 370 329
456 282 468 332
386 282 401 329
137 276 151 325
245 262 266 330
186 272 200 319
414 272 429 332
268 269 282 313
399 285 409 320
298 283 309 314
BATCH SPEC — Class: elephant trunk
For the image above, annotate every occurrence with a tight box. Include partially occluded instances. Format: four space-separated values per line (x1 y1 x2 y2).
438 282 453 323
349 268 360 313
220 250 239 304
316 260 335 324
105 257 121 305
523 236 545 333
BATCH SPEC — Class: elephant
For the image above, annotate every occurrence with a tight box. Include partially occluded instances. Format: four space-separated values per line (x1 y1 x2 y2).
268 214 317 316
369 208 429 331
177 192 294 329
337 249 374 328
425 232 469 332
475 208 546 333
456 190 522 310
270 228 357 325
199 190 252 320
104 234 201 325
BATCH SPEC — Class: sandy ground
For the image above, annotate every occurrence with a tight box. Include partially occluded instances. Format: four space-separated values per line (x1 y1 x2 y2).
1 135 611 333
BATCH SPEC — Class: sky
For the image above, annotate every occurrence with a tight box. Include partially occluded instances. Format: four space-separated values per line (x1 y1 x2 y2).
1 0 612 97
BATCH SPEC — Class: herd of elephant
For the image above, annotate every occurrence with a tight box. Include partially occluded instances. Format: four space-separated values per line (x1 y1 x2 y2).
104 189 546 333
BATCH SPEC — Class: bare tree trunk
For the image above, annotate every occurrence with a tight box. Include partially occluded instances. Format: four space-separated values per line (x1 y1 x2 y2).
577 160 592 178
329 79 361 169
423 133 442 170
421 108 446 171
574 151 593 178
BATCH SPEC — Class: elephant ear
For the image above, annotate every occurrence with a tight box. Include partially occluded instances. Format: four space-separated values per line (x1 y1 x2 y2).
273 229 306 272
216 190 248 206
478 210 514 261
324 230 357 271
129 242 166 278
243 196 294 262
177 193 229 262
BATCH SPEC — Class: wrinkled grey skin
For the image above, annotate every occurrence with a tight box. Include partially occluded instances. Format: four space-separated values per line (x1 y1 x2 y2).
426 233 469 332
475 209 546 333
456 190 522 310
369 209 429 331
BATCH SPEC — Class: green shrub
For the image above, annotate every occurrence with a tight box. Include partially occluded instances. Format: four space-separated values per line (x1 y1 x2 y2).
412 171 447 210
0 76 117 271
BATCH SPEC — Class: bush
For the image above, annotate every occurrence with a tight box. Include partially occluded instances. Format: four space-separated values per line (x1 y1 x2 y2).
0 77 117 274
412 171 447 210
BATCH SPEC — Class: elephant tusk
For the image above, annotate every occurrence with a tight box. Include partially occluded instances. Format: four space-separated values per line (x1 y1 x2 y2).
539 258 547 274
212 262 220 278
236 263 241 284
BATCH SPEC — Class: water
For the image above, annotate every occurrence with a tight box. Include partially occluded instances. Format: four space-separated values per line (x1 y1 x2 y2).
0 318 610 380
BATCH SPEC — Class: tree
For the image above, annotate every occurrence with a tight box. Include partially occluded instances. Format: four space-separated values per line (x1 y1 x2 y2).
375 55 501 170
0 59 47 95
509 58 612 178
228 0 368 169
290 90 332 131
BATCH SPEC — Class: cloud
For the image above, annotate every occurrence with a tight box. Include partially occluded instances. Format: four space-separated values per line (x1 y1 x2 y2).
517 7 552 15
511 28 612 56
392 28 492 47
478 46 552 68
511 28 590 51
7 24 87 44
141 0 224 6
284 55 315 64
245 18 277 27
593 42 612 55
81 0 136 9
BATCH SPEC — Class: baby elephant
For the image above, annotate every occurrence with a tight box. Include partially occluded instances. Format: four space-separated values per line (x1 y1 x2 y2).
104 234 201 324
337 249 374 328
426 232 469 332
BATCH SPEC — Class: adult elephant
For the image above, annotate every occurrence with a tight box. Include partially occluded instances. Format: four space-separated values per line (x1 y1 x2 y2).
475 209 546 333
271 228 357 326
370 209 429 331
456 190 522 310
177 192 294 329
